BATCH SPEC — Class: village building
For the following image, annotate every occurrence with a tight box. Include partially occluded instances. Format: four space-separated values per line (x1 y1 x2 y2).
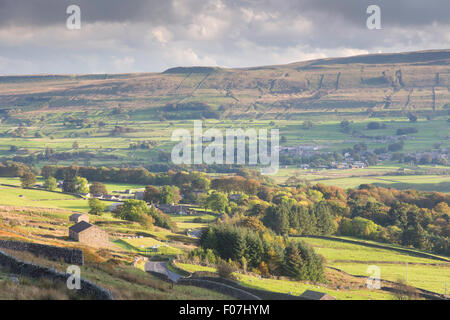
156 204 191 215
134 191 145 200
68 221 109 248
79 193 91 198
69 213 90 224
102 194 120 201
109 202 123 212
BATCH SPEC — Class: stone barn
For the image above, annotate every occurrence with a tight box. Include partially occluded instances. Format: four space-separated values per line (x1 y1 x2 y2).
299 290 336 300
69 221 109 248
69 213 90 224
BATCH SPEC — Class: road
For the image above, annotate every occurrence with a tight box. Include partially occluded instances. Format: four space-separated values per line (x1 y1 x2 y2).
144 261 183 283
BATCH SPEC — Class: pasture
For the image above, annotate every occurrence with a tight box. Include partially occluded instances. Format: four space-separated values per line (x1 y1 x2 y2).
298 237 450 295
175 262 396 300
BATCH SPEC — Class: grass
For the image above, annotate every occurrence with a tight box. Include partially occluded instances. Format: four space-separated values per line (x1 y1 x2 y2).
332 263 450 295
295 237 447 264
0 266 92 300
175 263 395 300
115 238 184 256
298 237 450 295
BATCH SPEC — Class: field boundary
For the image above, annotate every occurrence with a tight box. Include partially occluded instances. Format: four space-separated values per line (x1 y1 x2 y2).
0 239 84 265
0 249 113 300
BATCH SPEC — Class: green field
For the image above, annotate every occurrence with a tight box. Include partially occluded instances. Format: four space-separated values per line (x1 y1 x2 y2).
298 237 450 295
0 185 93 212
115 238 184 256
168 214 217 231
175 263 395 300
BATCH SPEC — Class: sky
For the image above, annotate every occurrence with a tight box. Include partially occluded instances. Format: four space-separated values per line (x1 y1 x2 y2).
0 0 449 75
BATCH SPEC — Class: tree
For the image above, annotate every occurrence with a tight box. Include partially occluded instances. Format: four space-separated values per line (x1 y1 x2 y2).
89 182 107 195
115 200 149 221
20 172 36 188
263 203 290 235
114 200 154 229
44 176 57 191
283 241 325 282
206 191 229 213
88 198 105 216
74 176 89 194
340 120 351 133
367 122 381 130
216 261 236 280
160 185 181 204
314 202 336 235
144 185 160 203
407 113 418 123
72 141 79 149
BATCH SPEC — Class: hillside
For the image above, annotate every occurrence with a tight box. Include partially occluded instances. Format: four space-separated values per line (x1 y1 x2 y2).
1 49 450 119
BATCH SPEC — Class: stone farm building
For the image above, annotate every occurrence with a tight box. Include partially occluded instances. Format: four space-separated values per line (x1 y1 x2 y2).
156 204 191 215
299 290 336 300
69 213 89 224
69 221 109 248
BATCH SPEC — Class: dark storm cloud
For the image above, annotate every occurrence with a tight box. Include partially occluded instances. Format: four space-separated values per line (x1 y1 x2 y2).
2 0 449 27
0 0 448 74
0 0 181 26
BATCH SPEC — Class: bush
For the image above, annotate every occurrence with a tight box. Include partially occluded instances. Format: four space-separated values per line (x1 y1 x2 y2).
88 198 106 216
367 122 386 130
388 141 404 152
216 261 236 280
396 127 418 135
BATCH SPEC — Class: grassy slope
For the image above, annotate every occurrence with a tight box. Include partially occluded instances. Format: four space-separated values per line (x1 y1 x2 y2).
175 263 395 300
298 237 450 295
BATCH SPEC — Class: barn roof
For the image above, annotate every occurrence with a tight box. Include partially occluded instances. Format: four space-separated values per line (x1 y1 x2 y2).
299 290 336 300
69 221 94 234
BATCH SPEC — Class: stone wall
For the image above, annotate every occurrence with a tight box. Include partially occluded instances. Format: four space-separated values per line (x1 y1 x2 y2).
0 240 84 265
0 249 113 300
178 277 262 300
180 276 307 300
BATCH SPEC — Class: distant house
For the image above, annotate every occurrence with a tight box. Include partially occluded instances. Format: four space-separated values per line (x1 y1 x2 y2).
351 161 367 169
109 202 123 212
79 193 91 198
299 290 336 300
134 191 145 200
103 194 120 201
156 204 190 215
68 221 109 248
69 213 90 224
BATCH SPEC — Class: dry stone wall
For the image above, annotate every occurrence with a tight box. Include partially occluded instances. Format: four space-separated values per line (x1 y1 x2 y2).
0 240 84 265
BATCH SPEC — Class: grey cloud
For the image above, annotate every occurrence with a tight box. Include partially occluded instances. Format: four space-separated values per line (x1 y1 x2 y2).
0 0 449 74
